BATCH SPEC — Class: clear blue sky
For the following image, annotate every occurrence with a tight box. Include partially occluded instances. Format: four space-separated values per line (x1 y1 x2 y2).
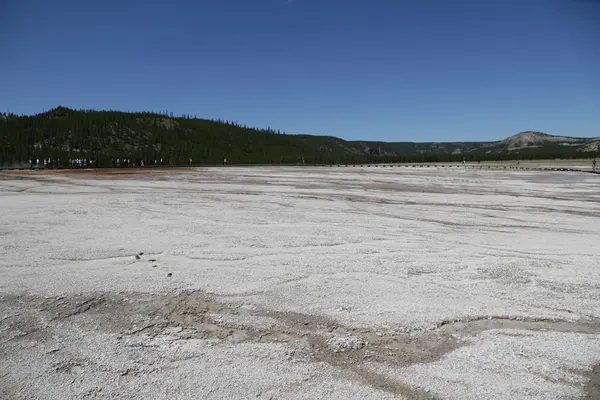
1 0 599 142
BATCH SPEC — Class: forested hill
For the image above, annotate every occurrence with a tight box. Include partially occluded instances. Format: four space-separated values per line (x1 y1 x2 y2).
1 107 598 167
1 107 362 166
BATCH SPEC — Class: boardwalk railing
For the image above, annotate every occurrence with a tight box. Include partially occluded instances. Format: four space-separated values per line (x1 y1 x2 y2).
1 164 599 175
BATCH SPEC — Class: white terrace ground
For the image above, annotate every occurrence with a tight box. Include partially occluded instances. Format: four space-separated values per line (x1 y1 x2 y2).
0 166 599 399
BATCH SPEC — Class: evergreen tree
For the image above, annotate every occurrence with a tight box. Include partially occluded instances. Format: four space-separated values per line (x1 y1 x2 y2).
1 106 595 167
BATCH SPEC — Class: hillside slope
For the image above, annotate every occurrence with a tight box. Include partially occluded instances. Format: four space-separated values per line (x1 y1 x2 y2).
0 107 598 166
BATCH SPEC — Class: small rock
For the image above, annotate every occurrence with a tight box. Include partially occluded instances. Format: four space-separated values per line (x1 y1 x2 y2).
149 259 156 262
139 252 144 256
167 273 172 277
135 255 140 260
327 335 366 352
152 265 158 268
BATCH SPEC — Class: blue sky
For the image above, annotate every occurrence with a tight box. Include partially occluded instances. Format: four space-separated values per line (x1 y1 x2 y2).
1 0 599 142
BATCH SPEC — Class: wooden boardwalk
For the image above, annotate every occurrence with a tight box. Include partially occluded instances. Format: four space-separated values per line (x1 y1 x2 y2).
329 164 600 175
1 164 599 175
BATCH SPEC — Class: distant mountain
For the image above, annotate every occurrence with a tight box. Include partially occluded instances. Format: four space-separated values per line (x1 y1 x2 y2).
363 131 600 157
0 107 598 166
498 131 600 152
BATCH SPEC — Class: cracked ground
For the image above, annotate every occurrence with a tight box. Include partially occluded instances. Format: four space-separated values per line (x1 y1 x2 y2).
1 166 600 399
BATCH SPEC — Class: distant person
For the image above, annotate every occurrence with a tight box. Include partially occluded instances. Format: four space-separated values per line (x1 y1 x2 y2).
160 158 164 166
593 158 597 170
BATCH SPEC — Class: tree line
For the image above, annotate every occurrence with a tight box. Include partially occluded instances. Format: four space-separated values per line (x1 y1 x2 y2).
0 107 596 168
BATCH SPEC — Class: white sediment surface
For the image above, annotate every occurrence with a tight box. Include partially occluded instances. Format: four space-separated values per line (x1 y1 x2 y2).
1 166 599 399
